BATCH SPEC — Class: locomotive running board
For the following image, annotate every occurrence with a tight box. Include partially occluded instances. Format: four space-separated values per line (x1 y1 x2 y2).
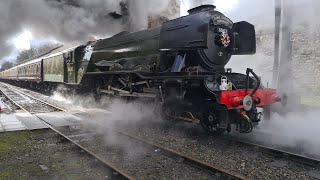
99 89 156 98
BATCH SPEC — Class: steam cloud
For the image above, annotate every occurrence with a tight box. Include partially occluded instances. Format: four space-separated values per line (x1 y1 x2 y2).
48 0 320 158
227 0 320 158
2 0 319 158
0 0 171 61
51 89 162 132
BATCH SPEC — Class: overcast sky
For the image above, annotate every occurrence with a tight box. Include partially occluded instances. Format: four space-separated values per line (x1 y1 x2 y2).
1 0 320 64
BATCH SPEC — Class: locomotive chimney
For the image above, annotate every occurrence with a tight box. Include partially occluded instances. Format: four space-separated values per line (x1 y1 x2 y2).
187 5 216 15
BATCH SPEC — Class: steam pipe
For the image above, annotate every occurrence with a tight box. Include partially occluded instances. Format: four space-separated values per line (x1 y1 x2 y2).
246 68 261 97
240 111 253 133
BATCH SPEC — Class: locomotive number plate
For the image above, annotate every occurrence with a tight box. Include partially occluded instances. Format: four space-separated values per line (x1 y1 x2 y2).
218 28 228 33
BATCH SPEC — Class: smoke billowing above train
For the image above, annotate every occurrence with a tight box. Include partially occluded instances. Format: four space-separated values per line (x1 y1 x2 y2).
0 0 174 60
2 0 319 63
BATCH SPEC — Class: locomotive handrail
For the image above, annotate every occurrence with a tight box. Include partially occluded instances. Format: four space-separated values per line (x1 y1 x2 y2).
246 68 260 97
85 71 224 80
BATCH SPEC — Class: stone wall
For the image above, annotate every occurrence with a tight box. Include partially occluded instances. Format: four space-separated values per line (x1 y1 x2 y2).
256 26 320 94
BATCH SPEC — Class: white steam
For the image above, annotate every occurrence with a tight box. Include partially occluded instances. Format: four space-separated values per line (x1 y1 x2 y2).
50 92 73 104
50 89 161 127
226 0 320 158
39 0 320 159
242 109 320 158
0 0 174 61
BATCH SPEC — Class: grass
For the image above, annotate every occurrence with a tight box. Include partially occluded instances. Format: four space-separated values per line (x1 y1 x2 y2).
0 162 47 179
0 130 109 179
0 130 61 179
0 172 13 179
0 130 47 179
0 131 36 156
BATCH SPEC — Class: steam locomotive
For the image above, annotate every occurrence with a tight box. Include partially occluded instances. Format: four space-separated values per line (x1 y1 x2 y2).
0 5 281 135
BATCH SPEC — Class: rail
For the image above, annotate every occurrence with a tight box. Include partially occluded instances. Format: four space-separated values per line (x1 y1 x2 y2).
0 83 134 180
224 136 320 168
114 129 248 180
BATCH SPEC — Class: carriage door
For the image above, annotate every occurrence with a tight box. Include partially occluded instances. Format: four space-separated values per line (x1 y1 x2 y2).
64 52 76 83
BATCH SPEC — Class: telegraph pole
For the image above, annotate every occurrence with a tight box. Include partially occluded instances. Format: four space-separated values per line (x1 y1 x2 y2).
277 0 294 94
274 0 300 109
272 0 281 87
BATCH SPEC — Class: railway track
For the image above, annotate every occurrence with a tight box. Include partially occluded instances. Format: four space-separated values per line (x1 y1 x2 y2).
0 82 247 179
59 125 247 179
224 136 320 168
115 129 245 179
2 82 320 179
0 83 132 180
0 83 62 114
121 124 320 179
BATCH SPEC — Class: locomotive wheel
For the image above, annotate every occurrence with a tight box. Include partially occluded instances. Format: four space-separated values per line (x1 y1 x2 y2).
200 104 225 136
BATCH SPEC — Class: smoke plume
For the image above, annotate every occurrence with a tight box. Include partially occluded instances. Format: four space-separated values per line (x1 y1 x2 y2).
0 0 171 61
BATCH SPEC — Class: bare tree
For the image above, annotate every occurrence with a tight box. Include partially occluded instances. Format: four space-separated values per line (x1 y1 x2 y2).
15 48 37 64
15 43 60 64
36 43 60 55
0 61 14 71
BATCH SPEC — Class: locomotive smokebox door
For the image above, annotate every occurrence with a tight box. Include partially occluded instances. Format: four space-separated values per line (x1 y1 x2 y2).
229 21 256 55
159 11 212 50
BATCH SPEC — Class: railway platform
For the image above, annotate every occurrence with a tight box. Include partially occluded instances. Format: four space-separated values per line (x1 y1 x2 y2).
0 99 82 132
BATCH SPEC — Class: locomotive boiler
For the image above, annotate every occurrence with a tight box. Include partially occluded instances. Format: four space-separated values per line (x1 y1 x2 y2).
86 5 255 73
0 5 281 135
